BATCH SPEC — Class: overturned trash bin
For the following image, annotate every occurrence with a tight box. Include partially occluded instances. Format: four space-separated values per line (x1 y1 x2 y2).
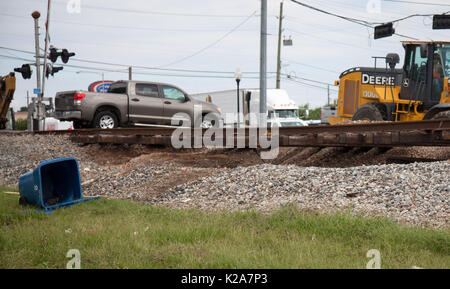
19 157 99 212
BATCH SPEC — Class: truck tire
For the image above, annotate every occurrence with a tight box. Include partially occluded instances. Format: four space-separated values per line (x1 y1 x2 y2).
352 103 384 121
431 111 450 120
93 111 118 129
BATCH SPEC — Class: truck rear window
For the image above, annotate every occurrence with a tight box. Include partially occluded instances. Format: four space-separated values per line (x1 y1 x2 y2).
108 83 127 94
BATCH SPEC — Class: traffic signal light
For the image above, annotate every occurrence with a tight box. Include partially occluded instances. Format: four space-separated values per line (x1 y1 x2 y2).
374 22 395 39
433 14 450 30
52 66 64 75
14 64 32 79
49 47 60 63
61 49 75 63
45 64 64 78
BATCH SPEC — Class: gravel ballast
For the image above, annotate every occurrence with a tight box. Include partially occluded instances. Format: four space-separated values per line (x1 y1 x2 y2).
0 134 448 229
153 162 449 228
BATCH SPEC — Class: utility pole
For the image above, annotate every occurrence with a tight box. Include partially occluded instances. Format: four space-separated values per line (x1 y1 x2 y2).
128 66 132 80
327 84 330 106
260 0 267 127
276 1 284 89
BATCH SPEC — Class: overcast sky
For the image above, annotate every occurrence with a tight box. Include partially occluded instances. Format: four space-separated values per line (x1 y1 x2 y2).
1 0 449 111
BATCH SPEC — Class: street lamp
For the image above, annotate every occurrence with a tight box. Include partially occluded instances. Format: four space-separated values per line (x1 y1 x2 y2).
234 68 242 127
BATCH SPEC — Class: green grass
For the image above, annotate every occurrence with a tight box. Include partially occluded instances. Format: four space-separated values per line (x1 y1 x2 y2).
0 186 449 269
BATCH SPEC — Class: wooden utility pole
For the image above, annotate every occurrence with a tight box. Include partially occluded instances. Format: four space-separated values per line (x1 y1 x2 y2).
276 1 284 89
128 66 132 80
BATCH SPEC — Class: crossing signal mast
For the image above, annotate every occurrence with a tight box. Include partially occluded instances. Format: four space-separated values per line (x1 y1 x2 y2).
13 4 75 131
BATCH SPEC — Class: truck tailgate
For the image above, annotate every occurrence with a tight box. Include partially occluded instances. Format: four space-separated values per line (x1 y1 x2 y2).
55 92 75 110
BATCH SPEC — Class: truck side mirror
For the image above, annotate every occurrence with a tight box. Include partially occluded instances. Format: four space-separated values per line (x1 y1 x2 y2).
420 43 428 59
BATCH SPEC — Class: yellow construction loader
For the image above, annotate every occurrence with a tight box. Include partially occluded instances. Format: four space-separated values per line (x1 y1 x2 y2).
0 72 16 129
329 41 450 124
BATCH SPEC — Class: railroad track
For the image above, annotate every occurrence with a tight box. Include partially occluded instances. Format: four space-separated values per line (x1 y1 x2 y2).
3 119 450 148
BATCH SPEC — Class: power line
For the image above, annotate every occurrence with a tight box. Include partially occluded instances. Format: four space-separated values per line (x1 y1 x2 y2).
160 11 257 67
289 0 374 27
0 54 274 80
285 77 338 92
48 0 256 18
0 46 267 74
0 12 264 33
285 28 389 53
283 73 338 88
282 59 340 74
289 0 425 39
382 0 450 7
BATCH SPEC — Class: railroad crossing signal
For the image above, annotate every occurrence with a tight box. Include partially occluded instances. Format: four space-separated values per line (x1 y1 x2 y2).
45 63 64 78
49 47 60 63
48 47 76 63
14 64 32 79
374 22 395 39
433 14 450 30
61 49 76 63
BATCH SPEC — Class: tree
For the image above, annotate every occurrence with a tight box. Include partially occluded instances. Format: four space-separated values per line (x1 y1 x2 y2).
298 104 321 120
19 106 28 112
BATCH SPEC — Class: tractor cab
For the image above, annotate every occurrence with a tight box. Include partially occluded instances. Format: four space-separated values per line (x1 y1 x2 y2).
400 41 450 111
329 40 450 125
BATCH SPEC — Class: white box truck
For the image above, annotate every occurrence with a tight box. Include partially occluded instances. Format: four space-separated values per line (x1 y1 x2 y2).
191 88 307 127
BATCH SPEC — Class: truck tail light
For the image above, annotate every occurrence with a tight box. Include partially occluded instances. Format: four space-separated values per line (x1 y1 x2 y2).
74 93 86 101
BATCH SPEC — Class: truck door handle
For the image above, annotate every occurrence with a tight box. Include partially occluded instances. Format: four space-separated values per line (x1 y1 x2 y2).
164 101 171 104
131 98 139 102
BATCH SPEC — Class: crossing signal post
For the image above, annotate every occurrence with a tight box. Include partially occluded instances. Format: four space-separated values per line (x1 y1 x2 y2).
374 22 395 39
17 8 75 131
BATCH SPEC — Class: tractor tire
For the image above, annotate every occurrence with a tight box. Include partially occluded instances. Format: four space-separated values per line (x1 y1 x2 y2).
93 111 119 129
431 111 450 120
352 103 384 121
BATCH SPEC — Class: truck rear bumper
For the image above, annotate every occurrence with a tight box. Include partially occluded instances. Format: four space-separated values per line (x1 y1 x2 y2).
54 110 82 120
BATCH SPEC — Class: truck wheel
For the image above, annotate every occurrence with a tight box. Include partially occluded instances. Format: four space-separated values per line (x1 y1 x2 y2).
431 111 450 120
93 111 118 129
352 103 384 121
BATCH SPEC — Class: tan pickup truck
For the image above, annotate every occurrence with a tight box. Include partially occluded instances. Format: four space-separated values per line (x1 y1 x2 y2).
54 80 221 129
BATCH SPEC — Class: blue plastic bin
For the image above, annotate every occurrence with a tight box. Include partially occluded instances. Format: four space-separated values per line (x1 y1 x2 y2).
19 157 98 212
